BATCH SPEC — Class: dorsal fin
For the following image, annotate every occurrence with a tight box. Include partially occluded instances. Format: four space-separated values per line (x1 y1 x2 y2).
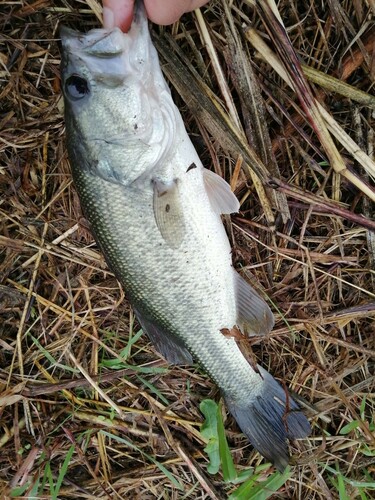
203 168 240 214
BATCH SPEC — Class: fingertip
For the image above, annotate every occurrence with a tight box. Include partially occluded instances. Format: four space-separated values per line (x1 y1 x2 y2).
145 0 209 26
144 0 185 25
102 0 134 32
103 6 115 29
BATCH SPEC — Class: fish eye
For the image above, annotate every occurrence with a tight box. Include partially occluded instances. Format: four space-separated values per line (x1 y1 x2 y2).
65 74 90 100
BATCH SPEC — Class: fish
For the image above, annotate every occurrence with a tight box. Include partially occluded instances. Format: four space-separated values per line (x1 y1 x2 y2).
60 2 310 471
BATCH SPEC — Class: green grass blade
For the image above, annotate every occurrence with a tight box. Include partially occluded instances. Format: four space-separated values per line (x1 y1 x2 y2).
200 399 237 481
10 484 30 497
217 402 237 482
28 475 41 498
136 374 169 405
100 329 144 368
228 475 258 499
45 461 56 498
339 420 360 434
200 399 220 475
324 464 375 489
337 471 350 500
229 468 291 500
28 333 78 373
52 444 75 500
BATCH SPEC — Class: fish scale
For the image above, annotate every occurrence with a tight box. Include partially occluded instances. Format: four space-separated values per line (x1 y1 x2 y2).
72 166 236 336
74 167 249 394
60 1 311 471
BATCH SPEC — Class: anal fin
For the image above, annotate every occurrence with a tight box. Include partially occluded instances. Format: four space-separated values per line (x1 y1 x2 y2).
235 271 274 336
134 308 194 365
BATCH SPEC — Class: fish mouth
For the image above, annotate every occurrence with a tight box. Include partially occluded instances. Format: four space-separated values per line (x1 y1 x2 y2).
60 26 125 57
59 1 148 57
59 0 153 85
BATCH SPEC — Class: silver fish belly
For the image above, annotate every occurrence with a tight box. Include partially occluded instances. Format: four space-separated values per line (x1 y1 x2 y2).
60 4 310 470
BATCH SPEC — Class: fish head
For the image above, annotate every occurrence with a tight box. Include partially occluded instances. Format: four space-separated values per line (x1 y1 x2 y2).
60 5 177 186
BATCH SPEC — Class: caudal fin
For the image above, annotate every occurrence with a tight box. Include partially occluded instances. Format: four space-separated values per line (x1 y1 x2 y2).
225 366 310 471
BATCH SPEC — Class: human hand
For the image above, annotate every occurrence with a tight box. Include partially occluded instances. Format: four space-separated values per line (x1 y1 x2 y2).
103 0 209 32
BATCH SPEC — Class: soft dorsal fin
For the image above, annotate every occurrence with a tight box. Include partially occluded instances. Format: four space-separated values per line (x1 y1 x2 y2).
134 309 194 365
235 271 274 336
203 168 240 214
153 179 186 249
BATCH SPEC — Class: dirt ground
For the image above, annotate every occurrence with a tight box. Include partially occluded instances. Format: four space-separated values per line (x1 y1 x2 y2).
1 0 374 498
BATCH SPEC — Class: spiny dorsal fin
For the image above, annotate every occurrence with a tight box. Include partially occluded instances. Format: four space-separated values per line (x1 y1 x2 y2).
153 179 185 249
203 168 240 214
235 271 274 336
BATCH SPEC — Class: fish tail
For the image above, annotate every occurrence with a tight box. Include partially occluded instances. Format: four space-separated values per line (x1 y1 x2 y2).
224 366 310 471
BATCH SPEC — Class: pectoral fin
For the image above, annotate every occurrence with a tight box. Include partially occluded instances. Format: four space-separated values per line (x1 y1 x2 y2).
153 179 185 249
203 168 240 214
235 271 274 336
134 309 194 365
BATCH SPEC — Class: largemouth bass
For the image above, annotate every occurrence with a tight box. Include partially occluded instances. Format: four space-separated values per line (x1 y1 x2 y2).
60 4 310 470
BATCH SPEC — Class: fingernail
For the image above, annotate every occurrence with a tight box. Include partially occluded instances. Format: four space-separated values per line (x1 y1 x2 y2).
103 6 115 29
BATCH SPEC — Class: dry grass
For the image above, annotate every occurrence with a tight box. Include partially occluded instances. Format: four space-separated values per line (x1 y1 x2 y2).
1 0 375 498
